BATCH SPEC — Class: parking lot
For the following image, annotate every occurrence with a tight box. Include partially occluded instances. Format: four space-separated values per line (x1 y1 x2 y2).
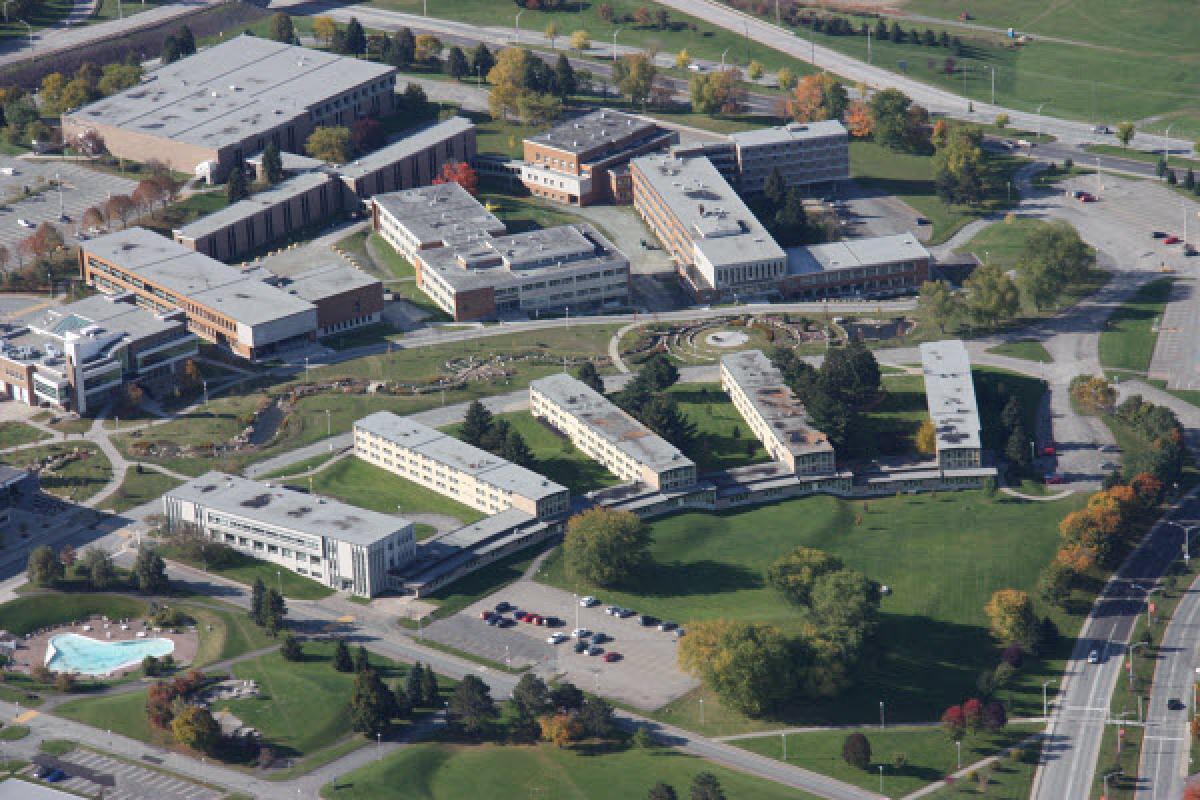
30 748 222 800
424 580 698 710
0 157 137 254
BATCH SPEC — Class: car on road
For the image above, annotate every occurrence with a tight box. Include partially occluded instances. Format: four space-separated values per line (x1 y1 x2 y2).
1042 445 1056 456
16 218 33 228
1101 444 1121 453
1093 125 1112 134
571 628 592 639
486 616 501 627
44 769 67 783
603 651 622 663
580 596 599 607
497 617 515 628
547 632 568 645
1087 649 1101 664
542 616 562 627
1168 698 1186 711
494 601 512 613
1101 461 1119 470
574 640 588 653
616 608 635 618
1045 474 1065 485
1165 235 1182 245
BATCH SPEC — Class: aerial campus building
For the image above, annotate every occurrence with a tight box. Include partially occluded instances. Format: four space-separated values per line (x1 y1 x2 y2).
674 120 850 193
530 373 697 491
919 340 984 470
0 293 197 414
783 234 932 300
353 411 570 520
719 350 835 475
165 472 416 597
520 109 678 206
61 36 397 182
371 183 630 321
80 228 382 360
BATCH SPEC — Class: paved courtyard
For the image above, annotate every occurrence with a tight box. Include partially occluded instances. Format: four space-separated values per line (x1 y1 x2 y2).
31 748 222 800
0 157 137 254
424 579 698 710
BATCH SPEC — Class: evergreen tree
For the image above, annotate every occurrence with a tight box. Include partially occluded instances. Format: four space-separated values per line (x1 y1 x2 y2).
576 361 604 393
461 400 493 445
406 662 425 708
773 187 809 246
690 772 726 800
134 547 168 594
395 27 416 66
343 18 367 56
446 46 469 79
264 589 286 636
268 12 294 43
261 141 284 185
648 784 678 800
350 668 393 735
640 353 679 391
421 664 439 707
640 395 696 449
470 42 495 77
281 634 302 661
1000 395 1022 433
553 54 577 99
176 26 196 57
1005 424 1031 475
333 638 354 672
250 577 266 626
1187 168 1196 190
447 674 494 735
763 167 786 207
354 645 370 673
479 417 510 454
227 162 248 202
391 681 412 718
501 429 534 468
160 35 182 65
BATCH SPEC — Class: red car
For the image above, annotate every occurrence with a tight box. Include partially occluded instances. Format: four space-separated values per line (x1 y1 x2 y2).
1165 236 1182 245
513 611 528 621
1042 445 1056 457
479 610 493 621
1045 474 1065 485
603 652 622 663
525 614 541 625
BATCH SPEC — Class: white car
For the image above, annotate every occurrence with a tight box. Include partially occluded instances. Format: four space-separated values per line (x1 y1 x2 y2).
580 596 599 607
546 632 567 645
16 218 33 229
1087 649 1100 664
570 628 592 639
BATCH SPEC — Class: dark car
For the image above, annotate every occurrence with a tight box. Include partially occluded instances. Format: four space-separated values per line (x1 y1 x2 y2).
513 610 528 621
592 632 608 644
574 640 588 654
486 615 500 627
1153 231 1168 239
657 621 678 632
45 769 67 783
494 601 512 613
617 608 636 619
1169 698 1186 711
639 615 659 627
603 651 622 663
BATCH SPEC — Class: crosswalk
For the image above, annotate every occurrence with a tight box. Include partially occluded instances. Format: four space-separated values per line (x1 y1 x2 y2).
45 750 223 800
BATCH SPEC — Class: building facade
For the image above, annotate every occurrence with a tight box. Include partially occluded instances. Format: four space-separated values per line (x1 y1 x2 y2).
631 153 787 301
720 350 835 475
782 234 932 300
920 340 984 470
62 36 397 182
265 263 384 338
337 117 477 206
354 411 569 519
530 373 697 491
520 110 677 206
165 472 415 597
80 228 316 361
371 182 506 266
728 120 849 193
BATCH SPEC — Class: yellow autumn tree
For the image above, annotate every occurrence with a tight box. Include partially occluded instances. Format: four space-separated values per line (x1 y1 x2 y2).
845 100 873 138
915 418 937 454
984 589 1035 646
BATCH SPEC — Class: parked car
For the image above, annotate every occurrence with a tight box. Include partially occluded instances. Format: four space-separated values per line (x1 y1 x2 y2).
494 601 512 613
513 610 528 621
1045 474 1065 485
574 640 588 653
1165 235 1182 245
657 621 678 632
16 218 33 228
605 606 621 616
1153 231 1168 239
486 616 501 627
616 608 636 619
1101 461 1119 471
571 628 592 639
496 617 515 628
587 646 604 656
547 632 568 645
1042 445 1056 456
592 632 608 644
1093 125 1112 134
580 596 599 607
639 615 659 627
44 769 67 783
603 651 622 663
1087 649 1100 664
543 616 561 627
1169 697 1186 711
479 610 494 621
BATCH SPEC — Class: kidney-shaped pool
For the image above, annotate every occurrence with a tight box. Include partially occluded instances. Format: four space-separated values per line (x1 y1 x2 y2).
45 633 175 676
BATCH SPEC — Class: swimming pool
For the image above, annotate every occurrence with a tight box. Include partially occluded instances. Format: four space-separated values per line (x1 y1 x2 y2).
45 633 174 676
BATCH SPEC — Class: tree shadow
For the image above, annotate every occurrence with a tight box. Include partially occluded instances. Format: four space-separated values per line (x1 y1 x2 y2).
624 560 762 598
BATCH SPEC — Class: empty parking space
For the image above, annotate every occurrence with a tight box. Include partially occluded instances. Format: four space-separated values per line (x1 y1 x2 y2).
0 158 137 254
32 749 222 800
425 580 698 710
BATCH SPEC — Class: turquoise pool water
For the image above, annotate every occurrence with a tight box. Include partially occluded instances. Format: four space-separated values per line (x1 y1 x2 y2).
46 633 174 676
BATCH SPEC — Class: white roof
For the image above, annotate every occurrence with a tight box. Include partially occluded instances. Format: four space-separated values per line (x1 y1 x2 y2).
920 340 982 452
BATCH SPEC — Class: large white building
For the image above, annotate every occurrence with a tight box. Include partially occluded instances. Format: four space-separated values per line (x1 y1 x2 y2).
530 373 697 491
727 120 850 193
164 472 415 597
720 350 835 475
354 411 570 519
920 340 984 470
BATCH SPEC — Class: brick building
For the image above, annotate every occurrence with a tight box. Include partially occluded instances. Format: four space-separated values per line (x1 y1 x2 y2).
337 117 477 207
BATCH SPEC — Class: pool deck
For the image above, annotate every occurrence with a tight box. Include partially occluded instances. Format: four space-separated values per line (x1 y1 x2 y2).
11 616 198 679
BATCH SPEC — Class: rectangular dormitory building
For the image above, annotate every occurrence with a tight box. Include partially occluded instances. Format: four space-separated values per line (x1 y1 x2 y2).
354 411 570 520
529 373 697 491
164 472 415 597
670 120 849 192
920 340 984 470
61 36 397 182
336 117 477 206
719 350 835 475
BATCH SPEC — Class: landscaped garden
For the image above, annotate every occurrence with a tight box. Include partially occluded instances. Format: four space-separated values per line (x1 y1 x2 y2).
10 443 112 502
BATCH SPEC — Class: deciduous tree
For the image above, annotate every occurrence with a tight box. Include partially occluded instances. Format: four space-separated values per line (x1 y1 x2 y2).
984 589 1036 647
81 547 116 590
844 100 872 138
677 619 798 716
563 508 651 587
305 126 352 163
268 12 294 43
613 53 657 108
171 706 219 754
786 74 847 122
689 772 726 800
964 262 1019 328
27 545 62 587
448 674 496 736
432 160 479 195
1116 121 1135 149
133 547 167 594
842 732 871 770
312 16 337 47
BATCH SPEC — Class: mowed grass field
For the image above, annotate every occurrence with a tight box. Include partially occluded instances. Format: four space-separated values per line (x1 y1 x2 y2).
1098 277 1173 374
321 742 821 800
540 488 1087 730
301 456 486 525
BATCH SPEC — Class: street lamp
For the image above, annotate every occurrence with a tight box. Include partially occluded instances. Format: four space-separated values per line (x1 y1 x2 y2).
17 19 31 51
1035 101 1050 140
879 700 885 729
325 409 332 451
276 569 282 595
1166 520 1193 563
955 739 961 770
1042 679 1055 717
611 28 621 62
720 47 729 70
878 764 884 794
514 10 524 43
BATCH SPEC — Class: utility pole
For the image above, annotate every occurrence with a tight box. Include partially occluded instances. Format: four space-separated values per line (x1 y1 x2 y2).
990 65 995 105
514 9 524 44
866 26 871 65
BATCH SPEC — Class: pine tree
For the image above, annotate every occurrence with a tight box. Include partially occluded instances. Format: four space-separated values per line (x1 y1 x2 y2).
1005 424 1031 475
446 46 469 79
349 668 393 735
343 18 367 56
354 645 370 673
406 662 425 708
281 634 302 661
471 43 495 78
333 638 353 672
1000 395 1022 433
460 400 493 445
421 664 439 707
261 141 284 185
250 577 266 626
264 589 286 636
395 27 416 66
502 429 534 468
575 361 604 393
554 54 577 99
176 26 196 57
763 167 786 208
227 162 248 202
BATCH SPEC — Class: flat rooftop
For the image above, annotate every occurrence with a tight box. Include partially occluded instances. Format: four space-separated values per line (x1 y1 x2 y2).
729 119 848 147
38 292 182 343
84 228 315 326
720 350 832 457
66 36 394 152
270 262 380 302
168 471 412 547
527 109 659 156
372 182 505 249
175 171 334 241
530 373 694 474
355 412 567 502
631 153 784 269
920 340 982 452
339 117 474 178
787 233 930 276
420 223 626 293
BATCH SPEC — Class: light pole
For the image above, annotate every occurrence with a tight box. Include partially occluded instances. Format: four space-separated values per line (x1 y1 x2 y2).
514 10 524 44
1164 124 1174 176
781 732 786 760
1166 521 1193 564
699 696 704 725
202 379 208 405
18 19 31 51
276 569 282 595
955 739 962 770
989 65 995 105
611 28 621 62
55 171 63 220
720 47 729 70
1036 101 1049 140
325 409 332 451
866 25 871 65
564 306 570 328
476 64 482 88
1042 679 1055 717
878 764 884 794
376 731 382 759
879 700 885 729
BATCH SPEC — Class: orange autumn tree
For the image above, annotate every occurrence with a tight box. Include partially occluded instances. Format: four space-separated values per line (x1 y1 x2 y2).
785 73 847 122
432 160 479 195
844 100 872 137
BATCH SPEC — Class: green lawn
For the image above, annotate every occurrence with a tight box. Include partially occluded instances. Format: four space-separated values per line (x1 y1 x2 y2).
0 422 49 449
344 228 449 320
99 468 183 513
849 141 1021 245
0 594 146 636
846 373 928 459
321 741 821 800
159 546 334 601
301 457 486 524
1098 278 1173 374
55 691 161 747
90 0 167 22
955 218 1065 271
10 443 111 503
0 726 29 742
177 601 276 665
137 191 230 237
260 452 339 480
541 488 1086 731
734 724 1042 798
665 383 770 472
986 340 1054 363
443 411 620 495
